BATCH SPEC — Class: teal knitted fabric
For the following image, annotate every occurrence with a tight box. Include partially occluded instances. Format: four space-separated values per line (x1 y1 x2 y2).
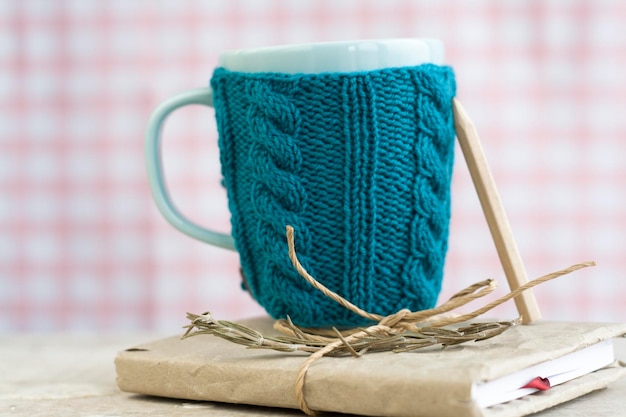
211 64 456 328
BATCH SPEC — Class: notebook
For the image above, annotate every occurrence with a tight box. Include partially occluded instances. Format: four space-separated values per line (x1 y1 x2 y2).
115 318 626 417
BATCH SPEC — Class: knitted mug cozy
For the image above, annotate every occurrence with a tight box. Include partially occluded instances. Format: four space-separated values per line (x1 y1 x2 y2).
211 64 456 328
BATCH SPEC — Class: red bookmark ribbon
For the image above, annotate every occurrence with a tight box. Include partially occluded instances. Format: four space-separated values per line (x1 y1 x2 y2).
522 376 551 391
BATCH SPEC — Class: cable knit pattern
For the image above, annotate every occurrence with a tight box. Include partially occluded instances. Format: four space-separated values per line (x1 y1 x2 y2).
211 65 456 328
399 70 456 308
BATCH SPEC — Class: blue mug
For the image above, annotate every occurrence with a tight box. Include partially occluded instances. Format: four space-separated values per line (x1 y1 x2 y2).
146 39 456 327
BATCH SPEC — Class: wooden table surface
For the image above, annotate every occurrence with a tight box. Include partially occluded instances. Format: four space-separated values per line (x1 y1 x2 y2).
1 333 625 417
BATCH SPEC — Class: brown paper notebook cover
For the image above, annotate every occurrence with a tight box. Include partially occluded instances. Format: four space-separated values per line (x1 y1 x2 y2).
115 319 626 417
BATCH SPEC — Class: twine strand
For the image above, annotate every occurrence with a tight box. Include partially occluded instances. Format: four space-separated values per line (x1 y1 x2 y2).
286 226 381 322
285 226 594 415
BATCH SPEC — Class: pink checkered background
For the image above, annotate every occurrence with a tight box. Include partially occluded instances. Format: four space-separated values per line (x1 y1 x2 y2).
2 0 625 332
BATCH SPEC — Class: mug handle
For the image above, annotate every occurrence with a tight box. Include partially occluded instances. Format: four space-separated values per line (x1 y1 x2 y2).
145 87 236 251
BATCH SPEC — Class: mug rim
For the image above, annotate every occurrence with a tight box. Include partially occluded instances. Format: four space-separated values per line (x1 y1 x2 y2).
219 38 445 74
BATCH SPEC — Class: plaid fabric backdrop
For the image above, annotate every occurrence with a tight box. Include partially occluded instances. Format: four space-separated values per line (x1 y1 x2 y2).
2 0 625 332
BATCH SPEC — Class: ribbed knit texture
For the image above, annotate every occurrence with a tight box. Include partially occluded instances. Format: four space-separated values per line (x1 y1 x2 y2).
211 64 456 328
